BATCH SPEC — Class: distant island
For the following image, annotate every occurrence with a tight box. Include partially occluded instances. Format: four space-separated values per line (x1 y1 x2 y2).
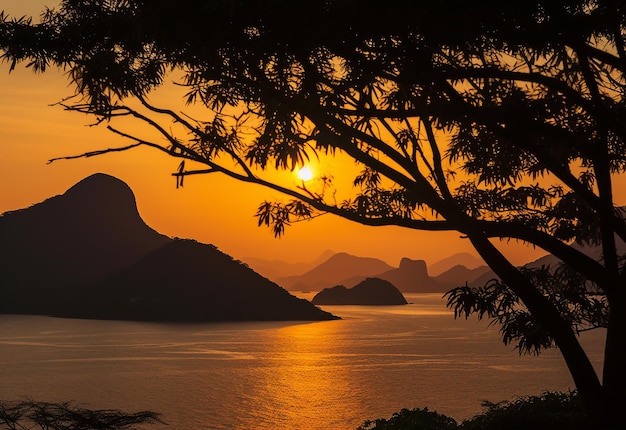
0 173 337 322
312 278 408 305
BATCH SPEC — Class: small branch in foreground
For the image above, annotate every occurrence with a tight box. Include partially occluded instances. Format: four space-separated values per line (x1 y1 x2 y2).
172 165 217 188
47 143 144 164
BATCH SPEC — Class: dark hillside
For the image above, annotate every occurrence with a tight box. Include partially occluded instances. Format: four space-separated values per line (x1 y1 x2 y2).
62 239 337 321
0 173 170 313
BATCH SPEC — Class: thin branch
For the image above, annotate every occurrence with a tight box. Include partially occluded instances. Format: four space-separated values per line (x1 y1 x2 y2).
422 117 454 200
172 168 217 177
47 142 143 163
138 95 256 178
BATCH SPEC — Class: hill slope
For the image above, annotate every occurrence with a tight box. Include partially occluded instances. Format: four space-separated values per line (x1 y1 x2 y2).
0 173 170 313
0 173 335 321
433 264 491 288
243 249 336 280
277 252 394 291
62 239 337 321
428 252 485 276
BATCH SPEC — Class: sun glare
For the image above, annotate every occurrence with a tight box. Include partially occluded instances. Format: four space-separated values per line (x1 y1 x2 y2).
297 166 313 181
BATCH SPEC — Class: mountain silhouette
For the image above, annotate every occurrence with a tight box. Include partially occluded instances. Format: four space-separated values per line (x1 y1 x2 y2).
243 249 336 280
277 252 394 291
0 173 336 321
334 258 455 293
278 254 490 294
433 264 491 288
428 252 485 276
0 173 170 313
62 239 336 321
312 278 408 305
373 258 451 293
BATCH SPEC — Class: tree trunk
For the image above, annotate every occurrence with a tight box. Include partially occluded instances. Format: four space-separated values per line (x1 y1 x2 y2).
602 288 626 429
468 235 606 423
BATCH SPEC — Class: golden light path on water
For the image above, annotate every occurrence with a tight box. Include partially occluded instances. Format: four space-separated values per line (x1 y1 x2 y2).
243 322 359 429
0 295 605 430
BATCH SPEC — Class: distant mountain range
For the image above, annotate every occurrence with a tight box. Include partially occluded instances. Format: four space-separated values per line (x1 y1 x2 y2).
275 252 395 292
428 252 486 276
243 249 336 280
0 173 336 322
247 252 490 294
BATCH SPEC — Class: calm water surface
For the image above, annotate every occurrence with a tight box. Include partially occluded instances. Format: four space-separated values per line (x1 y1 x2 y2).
0 294 605 429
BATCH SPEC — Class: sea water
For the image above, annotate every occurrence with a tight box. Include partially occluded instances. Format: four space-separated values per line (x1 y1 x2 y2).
0 294 605 430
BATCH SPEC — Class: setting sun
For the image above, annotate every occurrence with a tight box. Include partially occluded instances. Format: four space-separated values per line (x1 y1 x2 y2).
297 166 313 181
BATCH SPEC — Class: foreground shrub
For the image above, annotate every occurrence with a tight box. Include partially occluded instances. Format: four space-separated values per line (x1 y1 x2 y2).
358 392 590 430
356 407 458 430
0 400 162 430
459 391 591 430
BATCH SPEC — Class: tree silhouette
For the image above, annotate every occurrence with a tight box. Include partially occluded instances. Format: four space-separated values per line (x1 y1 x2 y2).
2 1 626 426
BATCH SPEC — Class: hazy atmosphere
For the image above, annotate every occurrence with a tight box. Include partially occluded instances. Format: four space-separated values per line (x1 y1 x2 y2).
1 1 624 429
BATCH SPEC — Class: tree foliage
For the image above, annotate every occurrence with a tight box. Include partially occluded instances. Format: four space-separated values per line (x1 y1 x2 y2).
2 0 626 426
446 263 609 354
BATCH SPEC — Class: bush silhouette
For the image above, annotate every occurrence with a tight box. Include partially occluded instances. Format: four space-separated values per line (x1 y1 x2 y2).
357 407 458 430
358 392 589 430
0 400 162 430
459 391 590 430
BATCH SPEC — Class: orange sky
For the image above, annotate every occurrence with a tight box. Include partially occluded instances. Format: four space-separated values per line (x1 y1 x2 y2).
0 1 558 267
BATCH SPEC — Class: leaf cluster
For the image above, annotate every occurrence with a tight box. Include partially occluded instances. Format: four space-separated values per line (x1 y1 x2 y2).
256 199 314 237
445 263 608 354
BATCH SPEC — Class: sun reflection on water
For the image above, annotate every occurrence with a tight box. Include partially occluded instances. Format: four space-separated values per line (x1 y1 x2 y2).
238 321 362 429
